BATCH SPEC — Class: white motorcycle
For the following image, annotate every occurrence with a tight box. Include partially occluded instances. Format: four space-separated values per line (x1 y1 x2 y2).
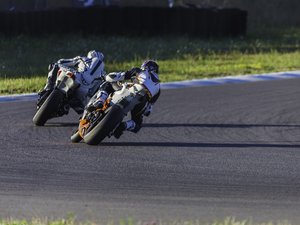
33 67 102 126
71 73 150 145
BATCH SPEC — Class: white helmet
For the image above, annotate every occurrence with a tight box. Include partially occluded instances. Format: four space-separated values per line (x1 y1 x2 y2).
87 50 104 61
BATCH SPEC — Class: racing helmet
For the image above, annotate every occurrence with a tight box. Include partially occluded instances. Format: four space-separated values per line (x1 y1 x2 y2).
87 50 104 61
141 60 159 74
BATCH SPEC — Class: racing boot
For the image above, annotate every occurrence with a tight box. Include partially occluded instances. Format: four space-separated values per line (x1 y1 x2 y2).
37 63 60 102
86 91 108 112
113 120 136 139
44 63 60 91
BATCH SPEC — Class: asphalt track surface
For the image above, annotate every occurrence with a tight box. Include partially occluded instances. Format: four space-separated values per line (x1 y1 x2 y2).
1 78 300 223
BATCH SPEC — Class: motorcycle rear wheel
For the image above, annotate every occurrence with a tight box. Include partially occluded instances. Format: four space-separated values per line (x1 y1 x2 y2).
83 105 123 145
32 89 64 126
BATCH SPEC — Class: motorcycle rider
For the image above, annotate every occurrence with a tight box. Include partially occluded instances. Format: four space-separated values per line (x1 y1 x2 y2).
39 50 106 114
87 60 160 139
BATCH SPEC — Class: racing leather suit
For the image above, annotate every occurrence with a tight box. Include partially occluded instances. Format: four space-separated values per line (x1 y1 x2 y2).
92 67 160 137
44 50 105 111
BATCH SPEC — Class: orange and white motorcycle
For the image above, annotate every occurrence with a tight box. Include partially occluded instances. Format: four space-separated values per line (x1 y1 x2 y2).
71 73 150 145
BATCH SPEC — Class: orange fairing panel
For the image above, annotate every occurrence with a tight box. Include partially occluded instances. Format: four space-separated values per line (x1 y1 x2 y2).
78 119 90 138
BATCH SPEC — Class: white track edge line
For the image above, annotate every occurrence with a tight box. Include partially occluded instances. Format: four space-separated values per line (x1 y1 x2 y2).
1 70 300 102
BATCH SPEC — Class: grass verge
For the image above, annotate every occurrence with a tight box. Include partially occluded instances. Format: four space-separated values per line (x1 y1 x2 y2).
1 27 300 94
0 217 295 225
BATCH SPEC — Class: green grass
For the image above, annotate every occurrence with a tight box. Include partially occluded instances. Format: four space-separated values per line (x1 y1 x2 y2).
0 217 296 225
1 27 300 94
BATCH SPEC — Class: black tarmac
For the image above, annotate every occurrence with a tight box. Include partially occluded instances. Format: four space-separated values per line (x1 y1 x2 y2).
0 78 300 223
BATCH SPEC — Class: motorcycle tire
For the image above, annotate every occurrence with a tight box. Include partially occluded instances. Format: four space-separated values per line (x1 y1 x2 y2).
32 89 64 126
71 130 82 143
83 105 124 145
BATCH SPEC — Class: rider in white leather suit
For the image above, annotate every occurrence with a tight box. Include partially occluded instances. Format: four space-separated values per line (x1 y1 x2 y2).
87 60 161 138
40 50 106 113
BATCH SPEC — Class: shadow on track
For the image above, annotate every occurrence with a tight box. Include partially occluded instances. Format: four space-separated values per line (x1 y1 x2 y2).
45 122 78 127
101 142 300 148
43 122 299 129
143 123 300 128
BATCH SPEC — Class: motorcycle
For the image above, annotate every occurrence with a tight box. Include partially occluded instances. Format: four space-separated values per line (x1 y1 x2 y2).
32 67 102 126
71 74 149 145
